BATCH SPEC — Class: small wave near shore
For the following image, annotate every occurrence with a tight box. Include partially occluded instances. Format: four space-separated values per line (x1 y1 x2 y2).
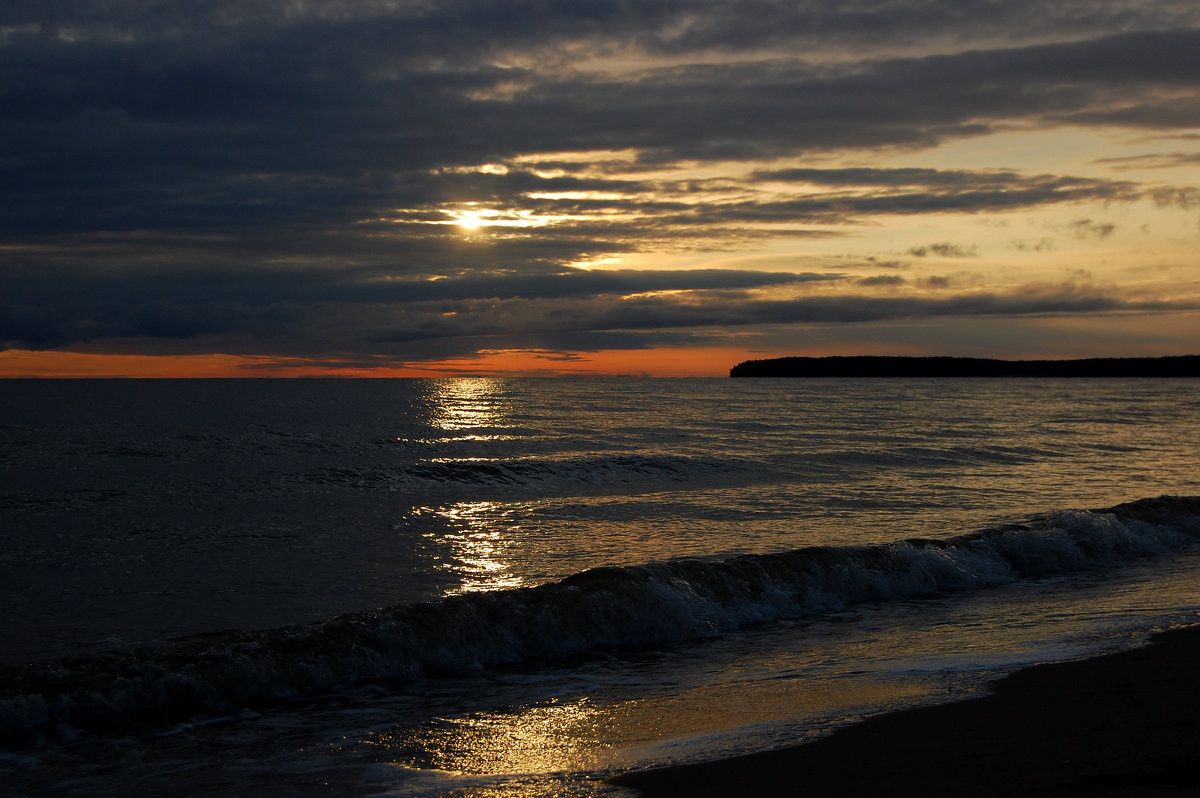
3 495 1199 747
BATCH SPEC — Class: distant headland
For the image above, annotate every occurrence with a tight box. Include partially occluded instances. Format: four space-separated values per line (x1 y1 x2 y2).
729 355 1200 378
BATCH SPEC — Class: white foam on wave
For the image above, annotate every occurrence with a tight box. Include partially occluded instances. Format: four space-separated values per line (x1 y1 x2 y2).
3 496 1198 744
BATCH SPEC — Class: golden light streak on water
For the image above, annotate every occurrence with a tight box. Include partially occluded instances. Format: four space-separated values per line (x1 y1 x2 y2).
427 377 512 435
419 501 528 595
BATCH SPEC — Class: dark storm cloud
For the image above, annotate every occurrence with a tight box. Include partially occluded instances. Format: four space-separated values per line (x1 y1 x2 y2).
0 264 837 348
1 8 1191 236
364 281 1198 351
499 28 1200 165
3 1 1199 360
9 2 1195 57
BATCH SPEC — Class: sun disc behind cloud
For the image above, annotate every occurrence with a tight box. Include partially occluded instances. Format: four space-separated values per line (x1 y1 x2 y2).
456 211 488 230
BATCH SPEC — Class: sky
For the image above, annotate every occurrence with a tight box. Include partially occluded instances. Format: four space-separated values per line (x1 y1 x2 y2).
2 1 1200 377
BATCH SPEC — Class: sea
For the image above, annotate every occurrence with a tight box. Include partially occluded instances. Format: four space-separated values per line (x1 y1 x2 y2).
2 377 1199 797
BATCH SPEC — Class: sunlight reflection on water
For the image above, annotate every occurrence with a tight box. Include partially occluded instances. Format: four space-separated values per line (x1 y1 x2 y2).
416 378 531 594
426 377 516 439
417 501 528 594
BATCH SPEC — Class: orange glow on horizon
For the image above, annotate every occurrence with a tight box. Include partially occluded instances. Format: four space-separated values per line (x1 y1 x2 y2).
0 347 782 378
7 339 1190 379
407 347 765 377
0 350 337 378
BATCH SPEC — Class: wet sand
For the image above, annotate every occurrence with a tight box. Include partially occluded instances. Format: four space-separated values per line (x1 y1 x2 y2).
612 625 1200 797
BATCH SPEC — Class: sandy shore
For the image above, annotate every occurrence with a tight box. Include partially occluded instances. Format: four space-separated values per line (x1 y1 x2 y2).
612 625 1200 797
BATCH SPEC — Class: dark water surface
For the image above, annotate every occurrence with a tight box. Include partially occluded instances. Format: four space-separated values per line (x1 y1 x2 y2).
2 378 1198 796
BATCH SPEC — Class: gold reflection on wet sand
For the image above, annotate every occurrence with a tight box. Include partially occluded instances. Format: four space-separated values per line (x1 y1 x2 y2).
372 697 611 776
368 674 934 785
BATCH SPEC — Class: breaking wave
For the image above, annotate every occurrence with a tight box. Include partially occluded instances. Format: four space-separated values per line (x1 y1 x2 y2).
3 495 1199 746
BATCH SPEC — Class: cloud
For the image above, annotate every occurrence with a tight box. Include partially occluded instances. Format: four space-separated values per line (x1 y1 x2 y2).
358 281 1196 350
3 2 1200 365
7 263 1192 363
1009 238 1056 252
863 257 910 270
856 275 907 287
1 12 1189 238
1148 187 1200 209
1069 219 1117 239
907 243 978 258
0 265 840 349
1094 152 1200 170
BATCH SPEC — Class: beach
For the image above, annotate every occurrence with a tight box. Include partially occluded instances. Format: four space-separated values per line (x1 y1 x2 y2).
613 623 1200 797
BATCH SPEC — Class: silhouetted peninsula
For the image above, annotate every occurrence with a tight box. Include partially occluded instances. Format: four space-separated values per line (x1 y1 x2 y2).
729 355 1200 378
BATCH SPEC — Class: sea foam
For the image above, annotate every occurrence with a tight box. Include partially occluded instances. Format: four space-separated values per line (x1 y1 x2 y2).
3 495 1198 745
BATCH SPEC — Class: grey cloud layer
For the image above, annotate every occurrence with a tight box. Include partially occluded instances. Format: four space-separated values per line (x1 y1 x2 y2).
2 1 1198 359
7 262 1192 361
3 8 1190 235
0 266 839 349
7 1 1197 56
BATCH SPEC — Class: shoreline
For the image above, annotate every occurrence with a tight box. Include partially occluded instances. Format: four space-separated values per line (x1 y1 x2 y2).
612 624 1200 797
728 355 1200 378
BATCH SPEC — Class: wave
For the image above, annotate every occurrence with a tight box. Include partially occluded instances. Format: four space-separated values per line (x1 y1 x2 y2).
294 443 1044 495
3 495 1199 746
813 443 1046 467
297 452 759 494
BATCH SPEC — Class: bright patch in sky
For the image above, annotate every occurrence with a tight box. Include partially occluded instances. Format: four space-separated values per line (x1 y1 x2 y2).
455 211 488 230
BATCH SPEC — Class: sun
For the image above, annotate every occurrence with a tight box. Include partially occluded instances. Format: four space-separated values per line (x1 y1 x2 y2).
456 212 487 230
442 205 564 230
